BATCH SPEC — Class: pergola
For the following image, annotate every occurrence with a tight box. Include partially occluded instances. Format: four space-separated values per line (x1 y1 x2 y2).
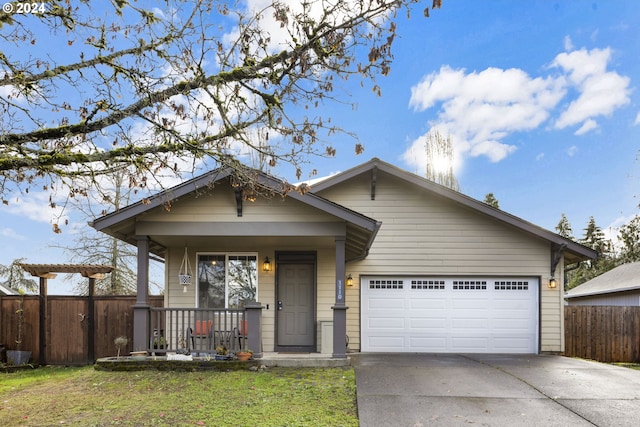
19 263 113 364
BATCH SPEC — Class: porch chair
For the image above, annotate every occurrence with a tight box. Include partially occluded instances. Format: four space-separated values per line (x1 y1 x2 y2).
186 320 214 352
233 319 248 352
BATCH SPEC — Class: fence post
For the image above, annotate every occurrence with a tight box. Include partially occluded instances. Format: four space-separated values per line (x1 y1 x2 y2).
39 277 47 365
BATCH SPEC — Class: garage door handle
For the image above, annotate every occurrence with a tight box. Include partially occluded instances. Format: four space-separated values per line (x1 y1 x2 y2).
277 301 283 311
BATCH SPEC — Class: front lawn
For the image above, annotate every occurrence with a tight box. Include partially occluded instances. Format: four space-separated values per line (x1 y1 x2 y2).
0 366 358 426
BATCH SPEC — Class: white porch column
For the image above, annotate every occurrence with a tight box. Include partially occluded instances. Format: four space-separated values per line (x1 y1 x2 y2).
332 236 348 358
133 235 150 352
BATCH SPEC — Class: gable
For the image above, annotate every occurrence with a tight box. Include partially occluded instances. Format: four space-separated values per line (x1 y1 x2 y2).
312 158 596 264
316 169 550 272
141 179 340 224
92 169 380 260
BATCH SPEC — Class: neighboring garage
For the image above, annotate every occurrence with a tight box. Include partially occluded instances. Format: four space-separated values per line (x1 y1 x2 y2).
361 276 539 353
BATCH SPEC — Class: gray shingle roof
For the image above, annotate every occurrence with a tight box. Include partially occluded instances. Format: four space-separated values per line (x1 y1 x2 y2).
565 262 640 299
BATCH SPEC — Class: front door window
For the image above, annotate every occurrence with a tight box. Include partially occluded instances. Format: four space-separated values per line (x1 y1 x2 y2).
197 253 257 308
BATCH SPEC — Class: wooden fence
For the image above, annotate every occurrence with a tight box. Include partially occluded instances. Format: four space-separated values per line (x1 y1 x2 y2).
564 305 640 363
1 295 163 365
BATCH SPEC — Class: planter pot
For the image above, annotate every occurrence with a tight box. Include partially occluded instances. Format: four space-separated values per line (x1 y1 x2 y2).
236 352 252 361
7 350 31 366
178 274 192 285
130 351 147 360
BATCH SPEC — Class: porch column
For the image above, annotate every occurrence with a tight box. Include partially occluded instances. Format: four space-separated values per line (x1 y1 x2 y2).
245 301 263 358
133 235 150 352
332 236 348 358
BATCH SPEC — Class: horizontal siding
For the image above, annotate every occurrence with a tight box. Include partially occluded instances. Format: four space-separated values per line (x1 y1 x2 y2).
165 242 337 353
143 181 335 223
318 171 564 353
566 289 640 306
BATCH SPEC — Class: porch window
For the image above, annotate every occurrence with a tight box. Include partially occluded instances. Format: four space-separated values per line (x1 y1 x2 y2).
197 253 257 308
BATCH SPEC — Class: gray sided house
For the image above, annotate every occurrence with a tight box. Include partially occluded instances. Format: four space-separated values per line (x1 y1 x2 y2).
92 158 596 357
565 262 640 306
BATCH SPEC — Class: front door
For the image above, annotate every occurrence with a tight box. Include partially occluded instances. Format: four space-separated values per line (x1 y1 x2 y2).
275 253 316 351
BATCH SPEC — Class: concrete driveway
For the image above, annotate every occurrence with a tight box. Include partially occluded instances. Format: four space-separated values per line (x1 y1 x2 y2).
351 353 640 427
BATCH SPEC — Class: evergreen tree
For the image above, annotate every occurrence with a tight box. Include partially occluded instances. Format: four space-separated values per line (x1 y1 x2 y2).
619 215 640 263
567 216 616 289
555 213 574 239
483 193 500 209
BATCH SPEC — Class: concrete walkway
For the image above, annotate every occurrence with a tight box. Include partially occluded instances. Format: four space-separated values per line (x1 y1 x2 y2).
352 353 640 427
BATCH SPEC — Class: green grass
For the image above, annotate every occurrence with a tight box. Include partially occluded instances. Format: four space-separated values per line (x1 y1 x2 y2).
0 366 359 426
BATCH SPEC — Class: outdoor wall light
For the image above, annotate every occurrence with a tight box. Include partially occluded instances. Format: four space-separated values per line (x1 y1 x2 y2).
548 277 557 289
346 274 354 287
262 257 272 272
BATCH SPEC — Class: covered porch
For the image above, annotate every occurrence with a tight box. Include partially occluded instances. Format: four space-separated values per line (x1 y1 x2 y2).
91 168 381 359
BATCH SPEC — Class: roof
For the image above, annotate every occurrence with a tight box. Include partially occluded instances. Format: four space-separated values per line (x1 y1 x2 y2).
565 262 640 299
19 264 113 279
311 157 597 264
91 166 381 261
0 282 18 295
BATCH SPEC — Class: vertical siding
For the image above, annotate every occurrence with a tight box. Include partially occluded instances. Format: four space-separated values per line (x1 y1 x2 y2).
318 171 562 352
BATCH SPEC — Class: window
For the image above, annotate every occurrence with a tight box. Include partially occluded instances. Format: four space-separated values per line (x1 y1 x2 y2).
197 253 257 308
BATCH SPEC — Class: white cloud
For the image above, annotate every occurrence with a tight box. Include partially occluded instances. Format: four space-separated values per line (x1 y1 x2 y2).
535 153 545 161
3 191 67 225
563 35 574 51
566 145 578 157
403 43 631 176
553 47 631 130
634 112 640 125
406 65 565 174
0 227 26 241
574 119 598 135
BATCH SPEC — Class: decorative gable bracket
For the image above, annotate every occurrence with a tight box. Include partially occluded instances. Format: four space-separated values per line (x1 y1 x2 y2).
234 187 243 217
370 166 377 200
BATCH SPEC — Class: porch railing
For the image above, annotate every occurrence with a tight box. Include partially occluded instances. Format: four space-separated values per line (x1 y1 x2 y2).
148 307 246 355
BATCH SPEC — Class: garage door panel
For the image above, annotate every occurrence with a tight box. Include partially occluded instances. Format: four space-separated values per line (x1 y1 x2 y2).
452 319 489 330
411 318 446 329
362 276 538 353
367 320 405 329
410 298 446 309
367 297 405 309
452 299 490 310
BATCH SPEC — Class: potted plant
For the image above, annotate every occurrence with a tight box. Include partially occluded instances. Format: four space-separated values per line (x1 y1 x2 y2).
235 349 253 361
114 336 128 359
6 295 31 366
215 345 229 360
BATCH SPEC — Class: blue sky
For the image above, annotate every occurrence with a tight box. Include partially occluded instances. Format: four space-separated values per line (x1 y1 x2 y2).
1 1 639 294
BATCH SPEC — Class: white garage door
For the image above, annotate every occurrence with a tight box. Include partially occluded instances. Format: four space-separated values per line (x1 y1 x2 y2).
361 276 538 353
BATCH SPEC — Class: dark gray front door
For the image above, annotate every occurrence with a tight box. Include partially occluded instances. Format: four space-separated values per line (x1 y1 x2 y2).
276 257 315 351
